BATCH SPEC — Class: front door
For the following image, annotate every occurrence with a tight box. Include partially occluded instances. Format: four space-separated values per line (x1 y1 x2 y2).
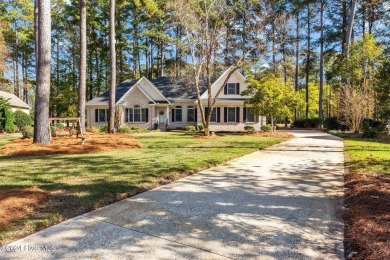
158 108 167 125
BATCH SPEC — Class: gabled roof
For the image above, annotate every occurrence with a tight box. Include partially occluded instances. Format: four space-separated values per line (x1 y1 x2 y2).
200 67 247 99
0 90 31 109
86 79 138 106
86 76 214 106
85 67 247 106
150 77 210 100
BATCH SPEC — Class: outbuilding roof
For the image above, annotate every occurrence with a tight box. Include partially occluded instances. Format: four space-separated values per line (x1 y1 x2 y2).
0 90 31 109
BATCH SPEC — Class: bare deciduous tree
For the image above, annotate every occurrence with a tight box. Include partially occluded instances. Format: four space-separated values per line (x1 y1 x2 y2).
339 85 373 133
170 0 269 136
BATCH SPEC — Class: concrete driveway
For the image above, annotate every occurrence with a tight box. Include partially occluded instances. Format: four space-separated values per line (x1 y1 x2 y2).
2 130 344 260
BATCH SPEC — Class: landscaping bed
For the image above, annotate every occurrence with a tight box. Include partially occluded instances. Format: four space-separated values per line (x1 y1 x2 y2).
0 133 141 156
342 136 390 260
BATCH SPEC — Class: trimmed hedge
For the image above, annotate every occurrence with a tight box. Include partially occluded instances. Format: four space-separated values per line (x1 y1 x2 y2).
323 117 341 130
261 124 272 132
244 125 256 133
117 126 132 134
293 118 322 128
185 126 196 131
21 126 34 138
14 110 33 129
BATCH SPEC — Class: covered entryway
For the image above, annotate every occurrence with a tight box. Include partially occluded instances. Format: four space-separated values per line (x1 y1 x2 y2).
155 106 170 131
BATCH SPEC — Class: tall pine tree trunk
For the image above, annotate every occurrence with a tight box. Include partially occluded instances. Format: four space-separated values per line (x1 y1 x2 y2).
345 0 357 53
294 11 299 121
34 0 51 145
319 0 325 123
108 0 116 133
78 0 87 133
305 4 311 120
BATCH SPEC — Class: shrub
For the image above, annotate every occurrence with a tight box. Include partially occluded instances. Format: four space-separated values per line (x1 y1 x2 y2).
14 110 33 129
6 124 18 133
131 126 140 131
292 118 322 128
69 128 77 136
362 119 385 138
101 125 108 133
86 126 100 133
362 128 379 138
261 124 272 132
21 126 34 138
292 119 306 128
323 117 341 130
185 126 196 132
50 126 57 137
53 123 65 129
117 126 132 134
197 124 204 131
0 97 14 132
244 125 256 133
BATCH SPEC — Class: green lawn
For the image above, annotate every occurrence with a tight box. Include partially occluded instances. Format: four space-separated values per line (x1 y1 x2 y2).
0 133 22 148
344 138 390 176
0 131 286 243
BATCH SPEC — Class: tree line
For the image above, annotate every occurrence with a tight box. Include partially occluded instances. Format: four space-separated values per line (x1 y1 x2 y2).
0 0 389 142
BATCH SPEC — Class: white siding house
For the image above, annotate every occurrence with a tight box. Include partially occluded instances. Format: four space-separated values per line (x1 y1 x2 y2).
86 68 266 131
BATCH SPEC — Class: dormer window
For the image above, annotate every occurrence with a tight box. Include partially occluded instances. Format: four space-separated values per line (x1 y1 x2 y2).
224 83 240 95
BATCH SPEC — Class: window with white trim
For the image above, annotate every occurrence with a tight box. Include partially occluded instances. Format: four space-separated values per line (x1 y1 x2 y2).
95 109 109 122
246 107 255 123
174 106 182 122
187 106 196 122
224 83 240 95
125 106 148 122
227 107 237 122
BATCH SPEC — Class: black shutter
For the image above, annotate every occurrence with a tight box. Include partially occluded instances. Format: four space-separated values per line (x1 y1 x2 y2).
243 107 247 122
95 109 98 122
217 107 221 123
236 83 240 94
145 108 149 122
224 107 227 122
205 107 208 119
195 108 198 122
125 109 128 122
171 108 175 122
224 84 227 95
236 107 240 122
106 109 109 122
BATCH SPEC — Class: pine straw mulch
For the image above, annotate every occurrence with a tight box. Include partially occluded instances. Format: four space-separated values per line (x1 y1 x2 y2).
193 134 221 139
0 187 51 230
246 132 294 138
0 133 142 156
344 171 390 260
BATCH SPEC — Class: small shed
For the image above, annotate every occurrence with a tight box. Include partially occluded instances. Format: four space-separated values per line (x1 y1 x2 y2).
0 90 31 114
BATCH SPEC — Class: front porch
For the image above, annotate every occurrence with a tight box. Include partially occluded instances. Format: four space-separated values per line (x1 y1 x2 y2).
153 105 171 131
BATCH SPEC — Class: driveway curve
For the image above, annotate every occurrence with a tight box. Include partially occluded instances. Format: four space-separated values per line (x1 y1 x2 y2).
2 130 344 260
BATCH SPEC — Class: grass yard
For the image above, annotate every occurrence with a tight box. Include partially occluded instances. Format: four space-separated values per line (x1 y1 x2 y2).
0 131 287 245
342 136 390 260
344 138 390 176
0 133 22 148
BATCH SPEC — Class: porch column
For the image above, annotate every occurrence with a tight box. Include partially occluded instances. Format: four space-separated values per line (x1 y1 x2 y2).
166 106 169 128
